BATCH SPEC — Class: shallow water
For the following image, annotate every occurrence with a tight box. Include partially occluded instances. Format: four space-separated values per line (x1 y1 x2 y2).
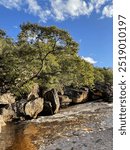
0 102 113 150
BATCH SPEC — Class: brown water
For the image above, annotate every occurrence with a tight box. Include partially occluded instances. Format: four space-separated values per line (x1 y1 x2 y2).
0 120 88 150
0 102 112 150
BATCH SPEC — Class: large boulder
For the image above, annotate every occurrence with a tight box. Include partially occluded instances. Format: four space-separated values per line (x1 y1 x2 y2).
0 105 15 122
64 87 89 104
44 89 60 114
24 97 44 118
89 83 113 102
0 93 15 105
102 84 113 102
0 93 16 122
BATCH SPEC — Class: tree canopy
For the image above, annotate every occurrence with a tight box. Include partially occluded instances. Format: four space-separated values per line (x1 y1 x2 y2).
0 23 113 97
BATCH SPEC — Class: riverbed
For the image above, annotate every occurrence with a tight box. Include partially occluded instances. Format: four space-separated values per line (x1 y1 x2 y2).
0 102 113 150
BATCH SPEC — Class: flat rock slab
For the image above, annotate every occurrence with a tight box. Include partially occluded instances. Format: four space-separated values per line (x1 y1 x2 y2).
0 102 113 150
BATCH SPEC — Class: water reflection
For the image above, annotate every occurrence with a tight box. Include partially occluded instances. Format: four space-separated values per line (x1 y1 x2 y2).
0 122 39 150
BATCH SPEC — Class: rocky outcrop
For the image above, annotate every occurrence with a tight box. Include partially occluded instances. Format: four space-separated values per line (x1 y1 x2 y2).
102 84 113 102
24 97 44 118
89 83 113 102
44 89 60 114
64 87 89 104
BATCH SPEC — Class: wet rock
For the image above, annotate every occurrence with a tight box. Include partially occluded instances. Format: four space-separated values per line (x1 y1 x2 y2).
25 97 44 118
44 89 60 114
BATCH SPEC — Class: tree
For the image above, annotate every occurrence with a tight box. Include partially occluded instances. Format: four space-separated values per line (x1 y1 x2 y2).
94 67 113 85
1 23 108 98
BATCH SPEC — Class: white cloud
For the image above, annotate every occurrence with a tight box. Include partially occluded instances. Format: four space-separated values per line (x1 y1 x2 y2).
91 0 108 13
50 0 94 20
0 0 22 10
102 4 113 18
81 56 97 64
25 0 51 22
0 0 113 22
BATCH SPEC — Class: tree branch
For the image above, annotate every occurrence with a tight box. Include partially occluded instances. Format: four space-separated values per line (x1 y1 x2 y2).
17 40 57 88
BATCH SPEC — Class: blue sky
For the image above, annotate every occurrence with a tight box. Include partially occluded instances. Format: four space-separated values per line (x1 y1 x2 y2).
0 0 113 67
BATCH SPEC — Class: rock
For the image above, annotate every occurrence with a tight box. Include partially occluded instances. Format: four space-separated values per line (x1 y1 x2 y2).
102 84 113 102
0 115 6 133
0 105 15 122
89 83 113 102
59 95 72 107
0 93 16 122
39 101 53 116
16 99 27 117
27 83 39 101
24 98 44 118
44 89 60 114
0 93 15 105
64 87 89 104
57 87 64 95
72 90 88 104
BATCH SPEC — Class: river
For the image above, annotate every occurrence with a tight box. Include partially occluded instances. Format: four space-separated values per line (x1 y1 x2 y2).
0 102 113 150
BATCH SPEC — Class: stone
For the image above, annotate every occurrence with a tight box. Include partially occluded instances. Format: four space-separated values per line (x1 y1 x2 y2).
72 90 88 104
44 89 60 114
89 83 113 102
39 101 53 116
24 97 44 118
0 93 16 122
59 95 72 107
64 87 89 104
0 105 15 122
0 115 6 133
0 93 15 105
27 83 39 101
16 99 27 117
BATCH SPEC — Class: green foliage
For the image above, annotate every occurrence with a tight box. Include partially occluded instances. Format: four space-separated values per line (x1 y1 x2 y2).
0 23 113 97
94 67 113 85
